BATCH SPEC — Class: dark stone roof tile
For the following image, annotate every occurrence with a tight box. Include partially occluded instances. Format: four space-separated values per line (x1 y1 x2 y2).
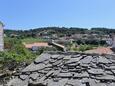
58 72 72 78
66 79 82 86
73 72 89 78
98 56 112 64
29 72 39 81
19 74 28 80
9 78 28 86
34 53 51 64
80 56 93 64
51 55 60 59
65 57 82 64
9 52 115 86
63 55 71 60
109 83 115 86
22 63 46 72
88 68 104 75
47 79 68 86
95 75 115 81
46 70 54 77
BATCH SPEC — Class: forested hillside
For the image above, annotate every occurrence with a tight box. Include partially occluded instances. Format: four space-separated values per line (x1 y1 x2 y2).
4 27 115 38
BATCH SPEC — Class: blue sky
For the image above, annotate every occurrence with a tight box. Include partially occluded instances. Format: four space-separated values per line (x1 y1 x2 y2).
0 0 115 30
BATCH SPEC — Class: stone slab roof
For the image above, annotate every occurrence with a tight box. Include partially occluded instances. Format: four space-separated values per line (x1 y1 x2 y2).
9 52 115 86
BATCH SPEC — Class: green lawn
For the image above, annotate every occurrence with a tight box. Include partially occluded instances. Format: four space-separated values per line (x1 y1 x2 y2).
22 37 48 44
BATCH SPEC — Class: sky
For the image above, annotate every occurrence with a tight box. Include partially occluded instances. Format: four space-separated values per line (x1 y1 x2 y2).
0 0 115 30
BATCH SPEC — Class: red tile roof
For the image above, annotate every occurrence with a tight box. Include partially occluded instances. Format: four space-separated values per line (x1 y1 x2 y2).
24 42 49 48
85 47 114 55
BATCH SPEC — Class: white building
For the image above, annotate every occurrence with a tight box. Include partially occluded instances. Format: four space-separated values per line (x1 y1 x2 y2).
0 21 4 51
112 34 115 48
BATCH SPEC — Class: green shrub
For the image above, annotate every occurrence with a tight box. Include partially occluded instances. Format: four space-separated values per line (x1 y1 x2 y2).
3 38 36 63
78 44 94 52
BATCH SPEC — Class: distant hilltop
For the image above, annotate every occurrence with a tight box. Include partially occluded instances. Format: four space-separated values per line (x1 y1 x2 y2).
4 27 115 37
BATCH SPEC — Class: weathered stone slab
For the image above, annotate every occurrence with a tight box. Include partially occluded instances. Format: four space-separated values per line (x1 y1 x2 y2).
105 65 115 70
95 75 115 81
111 70 115 74
80 63 89 68
67 63 79 67
49 59 56 63
68 68 78 72
109 83 115 86
8 78 28 86
29 72 39 80
88 68 104 75
52 69 61 76
105 70 113 75
47 79 68 86
46 70 54 77
91 56 98 63
47 80 59 86
63 55 71 60
51 55 60 59
42 67 52 72
98 56 112 64
80 56 93 64
58 72 72 78
73 72 89 78
28 82 46 86
19 74 28 80
9 52 115 86
88 79 98 86
34 53 51 64
66 79 82 86
57 55 64 60
65 57 83 65
22 63 45 72
89 63 97 68
52 60 62 66
71 54 81 58
96 83 107 86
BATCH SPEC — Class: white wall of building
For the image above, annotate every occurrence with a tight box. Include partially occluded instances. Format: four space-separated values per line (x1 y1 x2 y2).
0 24 4 51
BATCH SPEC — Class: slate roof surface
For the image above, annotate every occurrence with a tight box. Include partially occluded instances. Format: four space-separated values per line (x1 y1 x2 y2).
9 52 115 86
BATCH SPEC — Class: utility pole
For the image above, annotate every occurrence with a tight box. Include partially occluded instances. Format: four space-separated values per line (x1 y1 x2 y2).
0 21 4 51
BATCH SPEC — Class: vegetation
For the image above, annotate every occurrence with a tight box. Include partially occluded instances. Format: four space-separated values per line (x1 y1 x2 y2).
74 39 106 46
78 44 96 52
4 27 115 38
1 37 36 64
69 44 97 52
4 27 88 38
1 27 114 65
22 37 47 44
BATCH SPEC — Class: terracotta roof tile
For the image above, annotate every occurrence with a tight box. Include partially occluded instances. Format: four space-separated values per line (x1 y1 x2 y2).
85 47 114 55
24 42 49 48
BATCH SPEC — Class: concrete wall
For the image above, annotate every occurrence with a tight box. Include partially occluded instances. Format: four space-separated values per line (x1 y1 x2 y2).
0 24 4 51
